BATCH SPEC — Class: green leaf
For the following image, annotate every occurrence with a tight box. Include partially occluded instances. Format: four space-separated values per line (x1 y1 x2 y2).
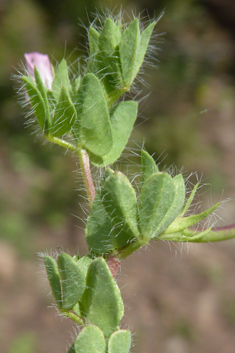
57 253 86 310
85 170 116 255
73 73 112 156
89 101 138 166
52 59 71 101
75 255 93 277
163 202 220 235
87 27 100 74
149 174 185 239
51 87 77 137
22 76 49 130
108 330 132 353
47 90 56 111
180 182 199 216
73 326 106 353
80 257 124 337
139 172 176 240
44 256 62 309
34 67 50 127
119 19 140 88
71 76 81 94
101 171 140 249
99 18 121 56
132 21 156 80
99 19 122 85
141 150 159 185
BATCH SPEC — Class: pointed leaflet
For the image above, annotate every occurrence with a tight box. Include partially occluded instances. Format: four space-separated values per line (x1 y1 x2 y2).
180 182 199 216
75 255 93 278
89 101 138 167
101 171 140 249
141 150 159 185
51 87 77 137
139 172 176 240
44 256 62 309
80 257 124 337
150 174 186 239
73 326 106 353
99 18 121 55
71 76 81 95
57 253 86 310
108 330 132 353
119 19 140 88
132 21 156 81
52 59 71 101
98 18 122 85
34 67 50 127
73 73 112 156
87 26 100 74
85 169 116 255
162 202 220 235
22 76 49 130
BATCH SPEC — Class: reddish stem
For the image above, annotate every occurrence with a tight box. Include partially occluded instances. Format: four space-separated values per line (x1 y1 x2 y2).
80 149 96 203
211 223 235 231
108 255 121 279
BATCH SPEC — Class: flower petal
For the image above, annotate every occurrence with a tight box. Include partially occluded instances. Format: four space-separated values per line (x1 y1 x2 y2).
24 52 53 90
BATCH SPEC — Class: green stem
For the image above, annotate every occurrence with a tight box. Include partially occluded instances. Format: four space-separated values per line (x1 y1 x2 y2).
160 224 235 243
77 149 96 205
117 239 147 260
60 309 84 326
45 134 78 151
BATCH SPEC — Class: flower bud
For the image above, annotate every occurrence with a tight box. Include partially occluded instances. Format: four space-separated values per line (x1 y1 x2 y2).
24 52 53 90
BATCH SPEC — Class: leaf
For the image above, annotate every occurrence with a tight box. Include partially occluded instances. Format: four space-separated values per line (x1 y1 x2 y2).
119 19 140 88
89 101 138 166
149 174 185 239
73 73 113 156
139 172 176 240
75 255 93 278
180 182 199 216
73 326 106 353
141 150 159 185
44 256 62 309
34 67 50 127
22 76 49 130
57 253 86 310
99 18 122 56
163 202 220 234
132 21 156 80
108 330 132 353
80 257 124 337
101 171 140 249
52 59 71 101
85 170 115 255
98 19 122 85
51 87 77 137
87 27 100 74
71 76 81 94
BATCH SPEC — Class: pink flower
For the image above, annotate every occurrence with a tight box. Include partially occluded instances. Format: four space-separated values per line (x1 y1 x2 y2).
24 52 53 90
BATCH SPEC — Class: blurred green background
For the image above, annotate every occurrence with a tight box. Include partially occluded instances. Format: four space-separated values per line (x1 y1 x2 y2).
1 0 235 352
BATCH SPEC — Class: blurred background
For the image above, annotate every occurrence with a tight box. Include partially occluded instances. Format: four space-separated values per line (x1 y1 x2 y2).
1 0 235 352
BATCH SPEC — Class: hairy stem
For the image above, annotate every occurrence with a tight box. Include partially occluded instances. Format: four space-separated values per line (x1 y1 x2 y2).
77 149 96 205
60 309 84 326
45 135 78 151
108 255 121 278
